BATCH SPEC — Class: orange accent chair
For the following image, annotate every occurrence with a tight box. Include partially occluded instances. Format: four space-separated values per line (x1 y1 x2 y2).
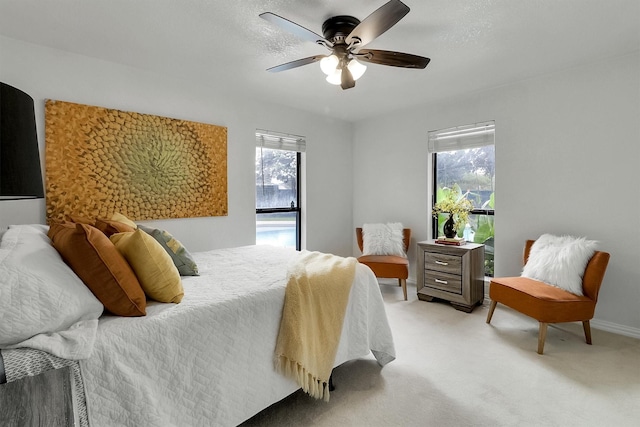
486 239 610 354
356 227 411 301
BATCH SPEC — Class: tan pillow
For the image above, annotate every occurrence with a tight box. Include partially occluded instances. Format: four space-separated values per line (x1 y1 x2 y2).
65 214 95 226
111 229 184 303
95 219 136 237
48 222 147 317
111 212 137 229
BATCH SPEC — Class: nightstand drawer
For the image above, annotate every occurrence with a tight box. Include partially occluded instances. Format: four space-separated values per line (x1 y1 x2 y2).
423 270 462 294
424 252 462 276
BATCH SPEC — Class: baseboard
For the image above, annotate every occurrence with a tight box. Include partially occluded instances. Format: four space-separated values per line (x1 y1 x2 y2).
590 319 640 339
481 280 640 339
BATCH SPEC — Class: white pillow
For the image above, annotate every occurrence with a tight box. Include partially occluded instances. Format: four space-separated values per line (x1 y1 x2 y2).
521 234 597 296
362 223 406 257
0 224 104 359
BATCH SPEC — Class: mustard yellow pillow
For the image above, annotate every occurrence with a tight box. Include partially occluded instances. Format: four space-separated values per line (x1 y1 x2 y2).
110 229 183 303
111 212 137 229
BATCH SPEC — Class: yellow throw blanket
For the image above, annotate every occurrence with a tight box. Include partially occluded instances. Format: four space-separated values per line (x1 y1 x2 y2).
275 251 357 401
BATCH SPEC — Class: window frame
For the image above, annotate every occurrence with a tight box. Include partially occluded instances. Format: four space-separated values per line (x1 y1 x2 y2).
428 121 495 276
255 130 304 251
255 150 301 250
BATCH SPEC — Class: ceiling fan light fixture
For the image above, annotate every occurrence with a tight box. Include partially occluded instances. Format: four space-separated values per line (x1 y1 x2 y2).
320 54 339 75
326 69 342 85
347 58 367 80
325 58 367 86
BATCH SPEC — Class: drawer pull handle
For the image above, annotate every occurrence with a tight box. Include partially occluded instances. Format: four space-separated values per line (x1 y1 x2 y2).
435 261 449 266
434 278 448 285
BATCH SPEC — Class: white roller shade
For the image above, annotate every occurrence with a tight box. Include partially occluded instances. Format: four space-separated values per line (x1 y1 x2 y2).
256 129 306 152
428 121 495 153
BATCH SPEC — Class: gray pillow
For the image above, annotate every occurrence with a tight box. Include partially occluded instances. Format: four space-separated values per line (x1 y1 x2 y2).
138 225 199 276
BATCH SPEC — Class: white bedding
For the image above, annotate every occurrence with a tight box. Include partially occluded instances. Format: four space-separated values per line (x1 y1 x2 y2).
80 245 395 426
0 224 103 359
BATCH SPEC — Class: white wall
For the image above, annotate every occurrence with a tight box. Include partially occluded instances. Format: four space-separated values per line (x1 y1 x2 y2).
353 52 640 335
0 36 354 256
2 35 638 335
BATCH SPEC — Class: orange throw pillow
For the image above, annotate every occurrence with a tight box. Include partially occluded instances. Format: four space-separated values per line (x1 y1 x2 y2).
48 222 146 316
65 214 95 226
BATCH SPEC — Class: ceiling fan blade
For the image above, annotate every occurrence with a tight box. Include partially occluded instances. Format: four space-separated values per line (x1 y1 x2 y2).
340 66 356 90
357 49 430 69
345 0 410 47
260 12 331 45
267 55 326 73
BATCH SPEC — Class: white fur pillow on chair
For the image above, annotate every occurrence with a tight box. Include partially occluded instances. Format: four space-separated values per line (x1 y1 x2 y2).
521 234 597 296
362 223 406 257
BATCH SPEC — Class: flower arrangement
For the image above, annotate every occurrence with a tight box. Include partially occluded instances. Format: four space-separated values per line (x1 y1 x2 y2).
432 186 473 233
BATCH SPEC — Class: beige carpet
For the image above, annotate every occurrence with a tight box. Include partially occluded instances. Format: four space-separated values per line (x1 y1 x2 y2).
242 280 640 426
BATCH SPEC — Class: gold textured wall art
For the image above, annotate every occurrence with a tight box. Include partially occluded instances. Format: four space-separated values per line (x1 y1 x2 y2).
45 100 227 222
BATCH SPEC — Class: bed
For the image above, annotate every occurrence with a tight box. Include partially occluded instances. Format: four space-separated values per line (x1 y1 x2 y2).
0 224 395 426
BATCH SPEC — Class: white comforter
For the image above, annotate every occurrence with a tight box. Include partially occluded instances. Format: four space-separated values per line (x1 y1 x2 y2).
80 246 395 427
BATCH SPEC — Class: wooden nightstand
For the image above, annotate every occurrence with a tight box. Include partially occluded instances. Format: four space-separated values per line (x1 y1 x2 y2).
416 240 485 312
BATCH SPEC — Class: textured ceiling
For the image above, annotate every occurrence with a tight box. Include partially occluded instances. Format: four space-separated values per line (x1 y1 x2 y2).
0 0 638 122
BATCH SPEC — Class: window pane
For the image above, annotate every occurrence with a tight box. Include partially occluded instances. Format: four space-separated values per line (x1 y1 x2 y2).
435 146 495 210
256 147 298 209
256 212 297 248
467 213 495 277
434 145 495 277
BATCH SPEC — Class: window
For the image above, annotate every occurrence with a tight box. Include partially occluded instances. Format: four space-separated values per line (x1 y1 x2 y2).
429 121 495 276
255 130 304 250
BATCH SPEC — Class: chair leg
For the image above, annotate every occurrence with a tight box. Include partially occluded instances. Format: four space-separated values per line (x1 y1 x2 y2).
537 322 548 355
583 320 593 345
486 300 497 324
400 279 407 301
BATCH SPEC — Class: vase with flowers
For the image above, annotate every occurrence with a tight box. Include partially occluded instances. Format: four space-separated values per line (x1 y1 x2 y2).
431 186 473 239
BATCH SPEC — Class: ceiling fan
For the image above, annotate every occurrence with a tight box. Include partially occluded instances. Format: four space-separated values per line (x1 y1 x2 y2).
259 0 430 90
